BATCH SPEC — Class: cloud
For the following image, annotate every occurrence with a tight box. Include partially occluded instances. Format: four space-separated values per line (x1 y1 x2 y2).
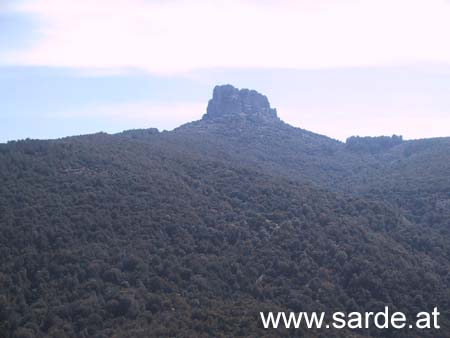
0 0 18 13
49 100 205 130
279 105 450 141
3 0 450 74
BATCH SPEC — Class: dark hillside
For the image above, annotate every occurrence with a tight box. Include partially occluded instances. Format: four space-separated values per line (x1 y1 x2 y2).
1 85 450 337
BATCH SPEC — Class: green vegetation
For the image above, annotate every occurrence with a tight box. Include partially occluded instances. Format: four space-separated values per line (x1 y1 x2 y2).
1 86 450 337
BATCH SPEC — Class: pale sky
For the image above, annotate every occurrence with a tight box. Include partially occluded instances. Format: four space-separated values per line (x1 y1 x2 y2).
1 0 449 142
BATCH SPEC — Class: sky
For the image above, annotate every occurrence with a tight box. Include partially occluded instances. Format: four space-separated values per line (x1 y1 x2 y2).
1 0 450 142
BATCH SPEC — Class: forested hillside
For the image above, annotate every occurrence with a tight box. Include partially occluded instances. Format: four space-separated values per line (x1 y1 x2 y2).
1 85 449 338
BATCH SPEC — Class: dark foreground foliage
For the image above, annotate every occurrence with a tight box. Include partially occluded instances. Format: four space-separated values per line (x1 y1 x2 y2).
1 86 450 337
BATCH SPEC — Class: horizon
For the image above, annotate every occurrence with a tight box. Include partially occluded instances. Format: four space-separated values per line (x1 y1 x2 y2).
1 0 450 142
0 82 440 144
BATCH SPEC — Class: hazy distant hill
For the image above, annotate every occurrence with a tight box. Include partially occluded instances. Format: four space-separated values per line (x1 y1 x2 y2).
1 85 449 338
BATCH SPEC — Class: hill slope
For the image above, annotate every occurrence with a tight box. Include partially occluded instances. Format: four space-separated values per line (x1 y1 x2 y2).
1 85 450 338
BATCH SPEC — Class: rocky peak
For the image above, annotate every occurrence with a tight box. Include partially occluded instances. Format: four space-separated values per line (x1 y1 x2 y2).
202 85 279 123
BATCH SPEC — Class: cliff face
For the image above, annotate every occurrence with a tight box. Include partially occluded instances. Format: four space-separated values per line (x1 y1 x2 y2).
202 84 279 124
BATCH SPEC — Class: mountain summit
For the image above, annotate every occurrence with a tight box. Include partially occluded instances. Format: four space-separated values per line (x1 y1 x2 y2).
202 84 279 123
2 84 450 338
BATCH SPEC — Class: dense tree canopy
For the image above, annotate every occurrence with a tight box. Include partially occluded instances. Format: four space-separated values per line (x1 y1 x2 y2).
1 87 450 337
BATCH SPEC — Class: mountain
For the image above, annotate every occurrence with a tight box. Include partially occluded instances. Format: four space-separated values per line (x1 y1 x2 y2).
202 84 280 123
1 85 449 338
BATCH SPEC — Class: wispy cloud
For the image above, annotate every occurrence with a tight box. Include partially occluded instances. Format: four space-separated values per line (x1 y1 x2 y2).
0 0 17 13
280 105 450 141
3 0 450 74
49 100 205 131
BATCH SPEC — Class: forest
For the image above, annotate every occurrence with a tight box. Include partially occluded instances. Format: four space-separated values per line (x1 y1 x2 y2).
1 85 450 337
